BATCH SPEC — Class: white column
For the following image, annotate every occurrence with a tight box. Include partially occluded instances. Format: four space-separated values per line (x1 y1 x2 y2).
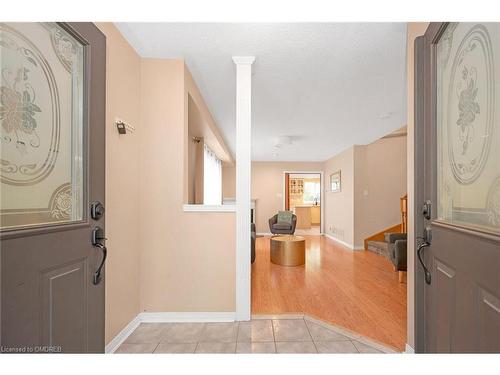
233 56 255 321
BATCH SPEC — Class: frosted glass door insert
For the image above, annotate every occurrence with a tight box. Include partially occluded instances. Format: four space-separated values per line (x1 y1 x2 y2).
436 23 500 234
0 22 84 229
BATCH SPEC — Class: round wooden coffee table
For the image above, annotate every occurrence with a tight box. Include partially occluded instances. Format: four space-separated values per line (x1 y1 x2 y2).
270 235 306 266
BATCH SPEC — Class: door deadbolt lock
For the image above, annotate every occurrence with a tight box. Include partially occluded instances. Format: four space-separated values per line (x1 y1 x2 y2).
90 201 105 220
422 200 432 220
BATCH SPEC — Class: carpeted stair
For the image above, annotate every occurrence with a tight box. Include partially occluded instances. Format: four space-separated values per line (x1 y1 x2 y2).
366 240 390 259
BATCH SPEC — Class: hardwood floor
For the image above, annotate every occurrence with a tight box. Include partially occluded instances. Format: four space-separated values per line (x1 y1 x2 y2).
251 235 407 351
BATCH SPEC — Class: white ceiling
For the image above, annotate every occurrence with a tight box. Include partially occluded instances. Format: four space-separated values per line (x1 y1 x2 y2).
116 23 407 161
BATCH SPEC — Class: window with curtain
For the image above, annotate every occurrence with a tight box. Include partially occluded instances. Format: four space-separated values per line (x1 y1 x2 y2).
203 144 222 205
303 181 321 204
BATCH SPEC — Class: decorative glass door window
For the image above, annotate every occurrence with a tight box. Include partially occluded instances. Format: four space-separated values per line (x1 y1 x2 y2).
0 23 84 229
436 23 500 234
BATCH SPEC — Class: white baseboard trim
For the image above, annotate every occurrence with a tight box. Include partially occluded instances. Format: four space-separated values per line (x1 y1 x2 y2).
257 232 326 237
140 311 236 323
105 311 237 353
405 344 415 354
183 204 236 212
105 314 141 354
323 233 364 251
252 313 304 320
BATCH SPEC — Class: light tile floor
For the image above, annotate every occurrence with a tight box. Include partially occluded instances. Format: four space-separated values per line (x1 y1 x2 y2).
115 317 394 354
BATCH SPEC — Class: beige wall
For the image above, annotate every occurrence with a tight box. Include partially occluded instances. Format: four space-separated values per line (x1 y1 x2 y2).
323 136 407 249
184 68 233 162
354 136 407 247
96 23 141 345
222 162 236 199
406 22 430 350
187 131 204 204
187 130 197 204
323 147 356 247
98 25 236 345
194 139 205 205
139 60 235 313
185 70 232 205
223 162 323 233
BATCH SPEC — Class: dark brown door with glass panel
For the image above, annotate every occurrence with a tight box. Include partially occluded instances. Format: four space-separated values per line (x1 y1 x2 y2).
415 22 500 353
0 22 106 353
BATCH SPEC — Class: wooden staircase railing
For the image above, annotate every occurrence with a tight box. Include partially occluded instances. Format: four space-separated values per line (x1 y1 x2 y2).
400 194 407 234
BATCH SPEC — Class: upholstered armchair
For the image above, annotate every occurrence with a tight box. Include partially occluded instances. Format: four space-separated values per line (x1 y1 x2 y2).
385 232 407 282
269 213 297 235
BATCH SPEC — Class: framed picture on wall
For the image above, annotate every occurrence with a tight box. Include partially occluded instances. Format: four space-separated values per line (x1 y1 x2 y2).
330 171 341 193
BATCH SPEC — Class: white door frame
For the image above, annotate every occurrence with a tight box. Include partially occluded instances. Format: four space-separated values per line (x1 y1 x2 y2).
282 170 324 234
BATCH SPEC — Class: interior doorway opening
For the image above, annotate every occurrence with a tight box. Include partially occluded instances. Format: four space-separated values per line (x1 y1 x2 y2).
284 172 323 236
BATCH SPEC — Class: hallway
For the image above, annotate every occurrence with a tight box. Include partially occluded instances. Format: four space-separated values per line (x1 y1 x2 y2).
251 236 407 351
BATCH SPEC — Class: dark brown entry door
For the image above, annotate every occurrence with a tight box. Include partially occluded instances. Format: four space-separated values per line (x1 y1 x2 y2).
0 22 106 353
415 22 500 353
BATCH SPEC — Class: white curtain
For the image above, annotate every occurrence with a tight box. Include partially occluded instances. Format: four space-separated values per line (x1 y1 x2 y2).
303 181 321 204
203 144 222 205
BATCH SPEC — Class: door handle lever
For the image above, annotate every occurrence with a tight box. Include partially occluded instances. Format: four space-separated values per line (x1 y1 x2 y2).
92 243 107 285
417 241 431 285
91 226 107 285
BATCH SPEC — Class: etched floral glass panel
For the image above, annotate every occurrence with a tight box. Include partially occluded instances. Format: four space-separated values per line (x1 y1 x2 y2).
0 23 84 229
437 23 500 234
